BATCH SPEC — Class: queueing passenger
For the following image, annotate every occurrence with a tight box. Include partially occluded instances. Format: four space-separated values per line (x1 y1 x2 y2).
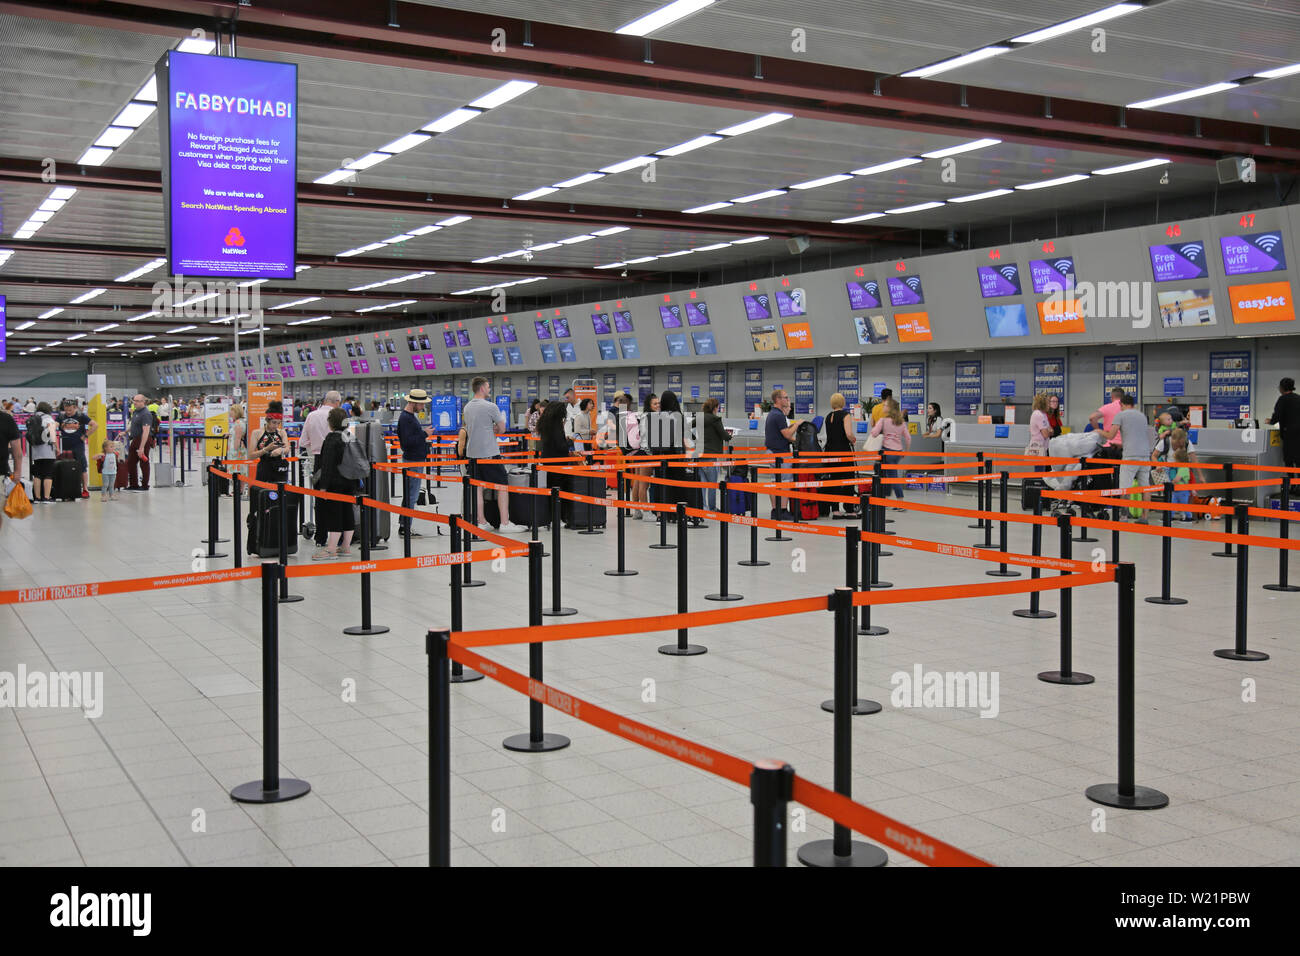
764 389 799 521
396 389 432 539
464 377 525 533
28 402 57 503
0 403 23 533
58 399 95 499
536 400 571 525
869 398 911 508
1096 393 1154 523
95 440 119 502
248 401 291 484
125 393 154 491
313 406 357 560
1027 393 1052 470
823 392 858 517
697 397 727 512
1265 376 1299 469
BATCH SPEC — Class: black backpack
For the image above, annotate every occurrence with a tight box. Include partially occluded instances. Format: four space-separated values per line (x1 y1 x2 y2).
794 420 821 453
26 414 46 446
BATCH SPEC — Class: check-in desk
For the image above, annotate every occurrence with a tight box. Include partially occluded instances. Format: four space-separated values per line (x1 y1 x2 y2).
1191 427 1285 509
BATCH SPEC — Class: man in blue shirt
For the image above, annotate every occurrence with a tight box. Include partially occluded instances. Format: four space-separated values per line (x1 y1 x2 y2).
764 388 799 520
396 389 431 537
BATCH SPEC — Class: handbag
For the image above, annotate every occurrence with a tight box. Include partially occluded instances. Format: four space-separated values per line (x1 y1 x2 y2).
4 481 32 520
864 432 885 453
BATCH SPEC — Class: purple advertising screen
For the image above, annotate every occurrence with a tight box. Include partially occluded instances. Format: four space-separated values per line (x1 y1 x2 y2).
591 312 612 335
534 319 551 339
442 329 456 348
742 294 772 320
485 325 501 344
0 294 6 364
423 353 436 369
1220 232 1287 275
659 305 683 328
776 290 806 317
613 310 634 332
1029 257 1076 293
887 275 924 306
388 356 401 372
412 355 425 371
456 329 471 348
685 301 710 326
1149 241 1208 282
845 280 881 310
156 51 297 279
977 264 1022 298
553 316 571 338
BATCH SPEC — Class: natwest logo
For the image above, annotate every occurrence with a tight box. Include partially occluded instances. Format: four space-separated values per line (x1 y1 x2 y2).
1228 281 1295 324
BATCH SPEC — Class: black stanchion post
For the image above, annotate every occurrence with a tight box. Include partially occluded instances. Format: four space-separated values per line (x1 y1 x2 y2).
739 465 769 567
543 485 576 616
365 469 386 553
790 449 802 525
427 628 451 867
231 561 310 804
823 527 881 714
660 502 706 656
578 452 602 536
1086 562 1169 811
798 587 887 868
751 759 794 867
1014 485 1056 619
1110 463 1122 563
1265 475 1299 592
1216 503 1269 661
705 480 742 601
766 457 791 541
986 470 1021 578
461 469 484 588
1212 462 1236 557
1145 481 1187 606
504 540 571 752
447 521 483 683
527 463 548 557
859 494 887 636
649 463 675 550
275 481 303 604
1074 457 1098 542
979 462 994 550
343 495 389 636
869 474 892 586
605 470 637 577
969 451 985 528
202 470 228 555
1038 513 1094 685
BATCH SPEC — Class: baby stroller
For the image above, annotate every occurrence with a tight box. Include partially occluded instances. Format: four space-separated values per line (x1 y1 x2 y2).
1044 431 1110 518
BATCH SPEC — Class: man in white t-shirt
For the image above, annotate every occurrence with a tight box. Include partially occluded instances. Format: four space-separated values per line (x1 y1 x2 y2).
464 377 525 532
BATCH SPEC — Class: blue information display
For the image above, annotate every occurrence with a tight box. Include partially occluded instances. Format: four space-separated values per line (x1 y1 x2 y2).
899 362 925 416
836 365 859 407
1033 358 1066 403
156 51 297 279
954 360 982 415
1163 377 1185 396
495 395 511 419
744 368 763 412
1103 354 1138 403
602 372 617 405
708 369 726 404
666 371 683 393
1209 351 1251 420
999 379 1016 398
637 367 654 404
430 393 460 434
794 366 815 414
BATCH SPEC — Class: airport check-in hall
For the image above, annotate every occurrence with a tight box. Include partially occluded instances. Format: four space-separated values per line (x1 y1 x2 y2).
1 0 1300 909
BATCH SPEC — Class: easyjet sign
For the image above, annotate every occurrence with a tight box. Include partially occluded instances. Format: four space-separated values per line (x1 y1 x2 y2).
1228 281 1295 324
782 322 814 349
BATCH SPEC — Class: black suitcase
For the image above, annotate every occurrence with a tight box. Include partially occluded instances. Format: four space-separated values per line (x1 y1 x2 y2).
52 459 81 500
247 488 300 557
1021 476 1046 511
508 468 549 528
567 473 607 528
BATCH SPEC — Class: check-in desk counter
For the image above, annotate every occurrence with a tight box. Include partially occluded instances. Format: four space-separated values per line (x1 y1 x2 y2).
907 434 945 467
1191 427 1284 509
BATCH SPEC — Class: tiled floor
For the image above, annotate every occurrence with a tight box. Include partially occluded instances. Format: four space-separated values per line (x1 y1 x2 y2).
2 479 1298 867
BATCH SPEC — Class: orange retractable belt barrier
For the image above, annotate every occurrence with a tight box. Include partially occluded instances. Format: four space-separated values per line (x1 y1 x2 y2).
848 570 1115 607
286 547 524 580
0 566 261 605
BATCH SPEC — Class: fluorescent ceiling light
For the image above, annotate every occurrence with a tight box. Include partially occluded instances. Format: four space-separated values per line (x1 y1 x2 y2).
846 353 862 357
513 187 558 200
196 336 218 342
15 321 35 330
716 112 792 137
731 235 768 244
852 157 923 176
288 316 328 325
616 0 715 36
832 212 886 223
46 341 63 347
13 230 37 239
683 201 733 213
296 265 311 272
113 102 155 128
692 242 731 252
50 187 77 200
624 256 658 264
238 279 268 287
595 262 625 269
657 250 693 258
500 249 529 258
29 211 55 223
902 46 1010 79
162 343 182 349
345 152 391 171
208 317 232 324
408 225 441 235
135 75 158 102
558 235 595 245
69 288 107 303
1254 62 1300 80
1091 157 1170 175
886 201 945 214
314 169 354 185
114 257 168 282
472 255 503 264
94 126 135 149
733 188 787 203
77 147 113 166
437 216 472 228
94 323 119 332
132 334 155 342
270 297 321 309
104 342 123 347
422 108 481 133
657 135 722 157
1010 4 1142 44
165 325 196 334
921 138 1001 159
949 188 1013 203
529 242 562 252
356 300 417 313
176 36 216 54
591 226 630 237
469 80 538 110
128 311 158 321
19 220 44 232
38 308 64 319
382 234 413 244
379 132 431 154
553 172 605 189
790 174 853 190
600 156 657 174
37 199 66 213
1016 173 1089 190
1127 82 1238 110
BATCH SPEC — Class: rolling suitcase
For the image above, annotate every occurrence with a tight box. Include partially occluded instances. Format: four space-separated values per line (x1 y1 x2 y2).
247 488 300 557
52 459 81 500
353 422 391 544
507 467 548 528
1021 476 1046 511
567 473 607 528
152 461 175 487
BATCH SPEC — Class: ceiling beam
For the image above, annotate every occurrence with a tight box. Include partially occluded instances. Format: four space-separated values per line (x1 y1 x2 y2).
2 0 1295 169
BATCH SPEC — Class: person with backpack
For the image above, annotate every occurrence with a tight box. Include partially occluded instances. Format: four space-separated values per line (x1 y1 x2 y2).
697 397 727 511
28 402 58 503
823 393 857 517
869 398 910 508
125 393 153 491
312 407 356 559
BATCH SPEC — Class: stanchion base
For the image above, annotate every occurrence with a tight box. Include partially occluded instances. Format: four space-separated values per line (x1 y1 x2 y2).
820 698 882 715
967 523 983 529
230 778 311 804
1013 608 1057 619
859 624 889 636
1213 648 1270 661
877 549 894 557
1211 550 1235 558
986 569 1022 578
277 594 305 604
577 529 604 535
1263 583 1300 592
1038 670 1095 685
604 569 639 576
370 543 388 551
764 535 791 543
658 643 707 656
1085 783 1169 810
737 559 771 567
201 538 231 544
542 606 578 617
502 732 571 753
343 624 390 636
704 592 744 602
649 543 678 550
1075 535 1098 543
1144 596 1188 605
797 839 888 868
868 580 892 589
205 552 230 559
450 669 485 683
460 580 486 588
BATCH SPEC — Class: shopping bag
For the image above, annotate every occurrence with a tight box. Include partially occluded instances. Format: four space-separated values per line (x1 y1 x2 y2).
4 481 33 520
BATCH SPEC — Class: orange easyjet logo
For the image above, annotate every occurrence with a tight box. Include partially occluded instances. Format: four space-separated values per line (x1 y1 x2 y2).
894 312 932 342
1036 298 1087 334
782 322 813 349
1228 281 1295 324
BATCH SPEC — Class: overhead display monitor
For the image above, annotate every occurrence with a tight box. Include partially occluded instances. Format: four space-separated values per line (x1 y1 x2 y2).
613 310 634 332
446 351 462 368
977 264 1022 298
984 303 1030 337
775 289 806 317
685 301 710 326
507 345 523 364
155 50 297 279
462 350 476 367
412 354 426 370
853 314 890 345
1220 232 1287 276
659 304 683 329
750 324 781 351
691 331 717 355
1036 298 1087 334
534 318 552 339
1149 240 1208 282
558 342 577 362
501 323 518 343
597 339 617 361
485 325 501 344
742 294 772 320
781 321 813 349
894 312 932 342
846 280 881 310
886 275 924 307
591 312 612 335
665 332 689 357
539 343 557 363
1029 257 1076 294
1157 289 1216 327
442 329 456 348
553 316 571 338
455 329 471 348
619 337 640 359
1227 281 1295 324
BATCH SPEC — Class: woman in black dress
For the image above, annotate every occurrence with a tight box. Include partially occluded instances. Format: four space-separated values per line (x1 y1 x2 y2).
249 400 290 485
823 393 858 516
313 406 356 559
